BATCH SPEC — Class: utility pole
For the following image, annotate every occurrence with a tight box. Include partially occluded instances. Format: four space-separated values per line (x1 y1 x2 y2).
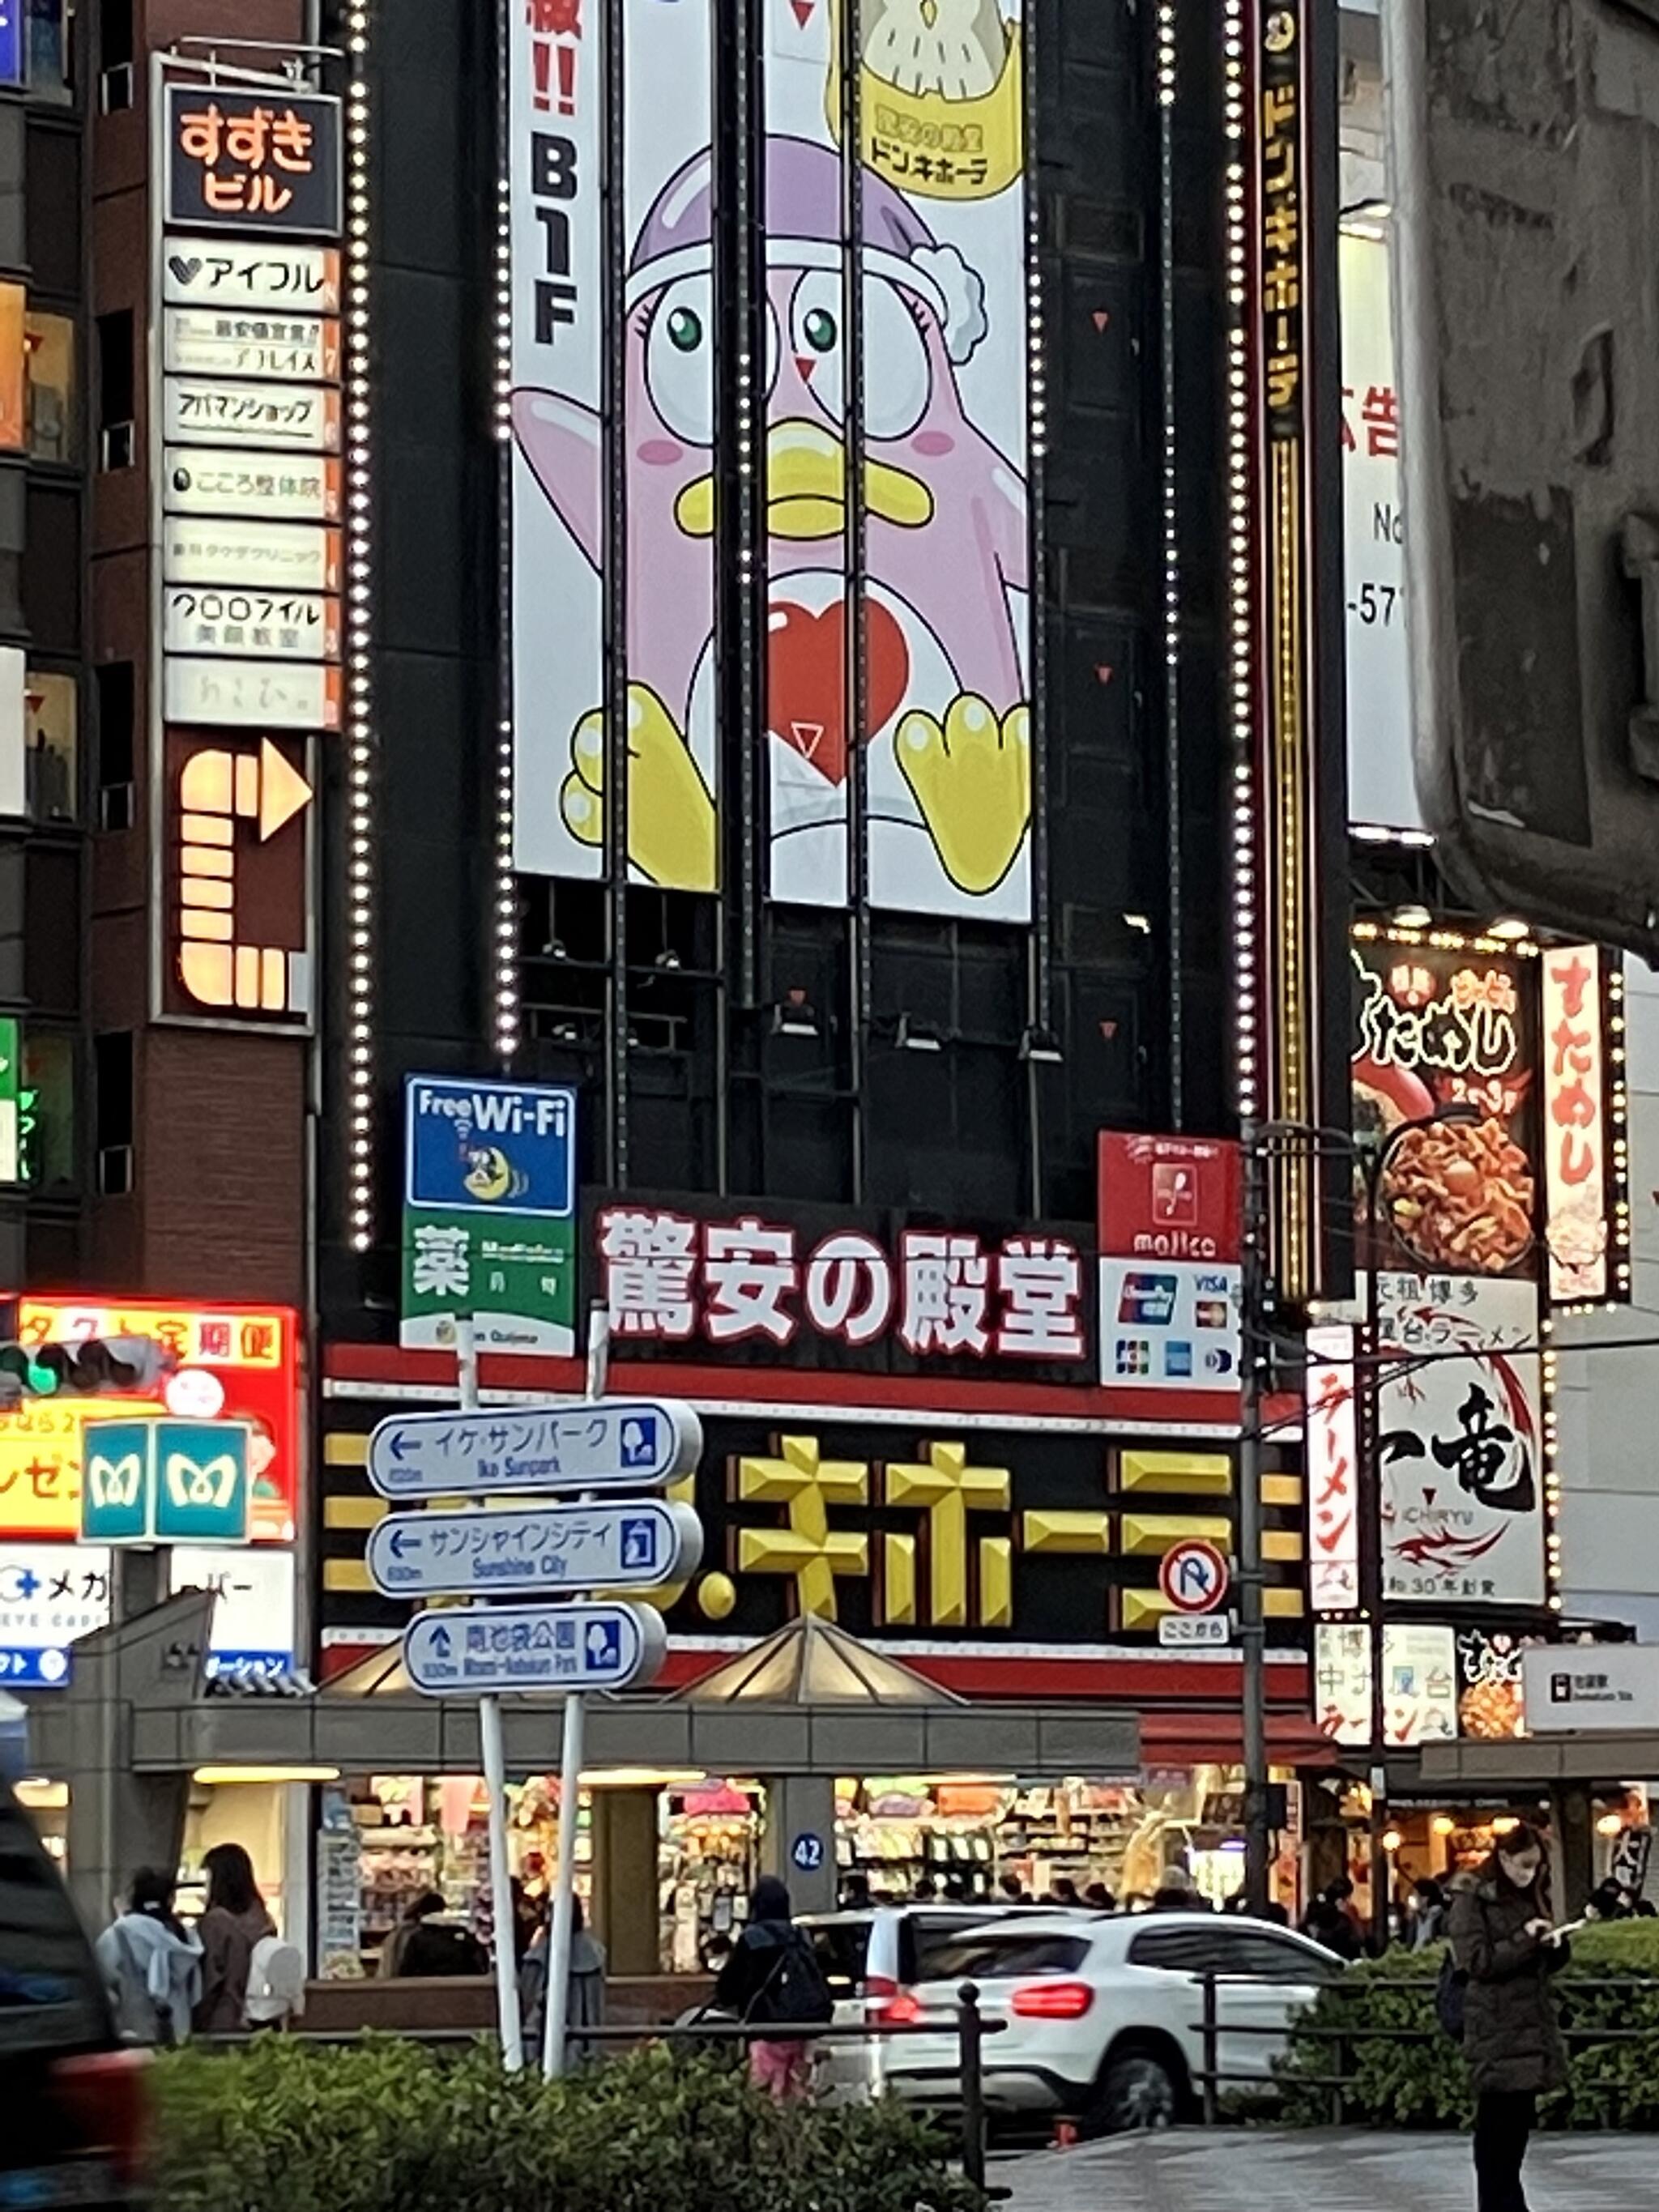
1239 1120 1271 1916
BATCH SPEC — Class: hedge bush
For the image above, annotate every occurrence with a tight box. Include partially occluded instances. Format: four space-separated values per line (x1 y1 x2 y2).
147 2037 987 2212
1274 1921 1659 2131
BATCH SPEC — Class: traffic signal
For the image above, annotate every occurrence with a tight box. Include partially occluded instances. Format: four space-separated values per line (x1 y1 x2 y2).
0 1336 173 1400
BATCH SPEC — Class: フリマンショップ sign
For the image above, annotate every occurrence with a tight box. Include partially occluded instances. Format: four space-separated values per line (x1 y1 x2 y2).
165 85 342 238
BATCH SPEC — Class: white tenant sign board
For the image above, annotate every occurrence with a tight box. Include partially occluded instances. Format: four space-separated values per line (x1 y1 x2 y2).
162 518 342 595
163 236 342 315
163 447 343 524
1521 1644 1659 1734
164 376 340 450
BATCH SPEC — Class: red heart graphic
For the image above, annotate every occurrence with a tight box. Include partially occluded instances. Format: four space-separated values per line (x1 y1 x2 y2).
768 599 910 784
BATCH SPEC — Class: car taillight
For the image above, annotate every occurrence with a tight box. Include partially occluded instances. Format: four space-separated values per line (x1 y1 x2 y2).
53 2049 150 2185
1010 1980 1094 2019
865 1974 922 2027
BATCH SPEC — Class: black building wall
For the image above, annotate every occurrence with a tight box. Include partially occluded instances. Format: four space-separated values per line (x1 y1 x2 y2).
322 0 1230 1332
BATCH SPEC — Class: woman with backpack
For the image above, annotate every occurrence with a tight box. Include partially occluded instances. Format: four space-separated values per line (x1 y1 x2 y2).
96 1868 203 2045
714 1876 832 2101
193 1842 279 2034
1446 1823 1569 2212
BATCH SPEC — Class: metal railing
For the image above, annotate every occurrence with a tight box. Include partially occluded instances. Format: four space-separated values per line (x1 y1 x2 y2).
198 1983 1001 2190
1192 1971 1659 2128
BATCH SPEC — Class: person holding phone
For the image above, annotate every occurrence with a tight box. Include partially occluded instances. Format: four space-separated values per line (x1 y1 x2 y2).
1447 1822 1569 2212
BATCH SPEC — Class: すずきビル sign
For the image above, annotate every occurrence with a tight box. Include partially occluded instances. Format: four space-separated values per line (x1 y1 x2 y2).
165 85 342 238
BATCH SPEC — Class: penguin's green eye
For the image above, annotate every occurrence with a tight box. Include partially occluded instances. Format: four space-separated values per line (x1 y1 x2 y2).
803 306 838 353
667 306 702 352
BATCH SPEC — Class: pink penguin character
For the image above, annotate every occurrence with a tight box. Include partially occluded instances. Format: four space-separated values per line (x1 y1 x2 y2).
514 132 1030 901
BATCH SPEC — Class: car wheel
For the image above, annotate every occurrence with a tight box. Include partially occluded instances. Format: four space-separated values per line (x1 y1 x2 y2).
1082 2049 1180 2136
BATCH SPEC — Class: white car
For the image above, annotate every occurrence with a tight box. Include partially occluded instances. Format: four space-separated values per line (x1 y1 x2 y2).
808 1909 1341 2133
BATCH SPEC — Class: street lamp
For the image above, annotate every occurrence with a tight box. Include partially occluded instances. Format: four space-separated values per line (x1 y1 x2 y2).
1238 1100 1486 1932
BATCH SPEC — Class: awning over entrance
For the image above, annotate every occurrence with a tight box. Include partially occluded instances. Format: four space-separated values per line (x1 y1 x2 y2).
1417 1734 1659 1789
35 1594 1139 1785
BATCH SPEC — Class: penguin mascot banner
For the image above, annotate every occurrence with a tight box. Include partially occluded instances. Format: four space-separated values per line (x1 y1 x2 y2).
509 0 1031 923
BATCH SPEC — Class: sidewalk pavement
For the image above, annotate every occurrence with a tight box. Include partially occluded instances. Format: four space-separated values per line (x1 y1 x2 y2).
996 2128 1659 2210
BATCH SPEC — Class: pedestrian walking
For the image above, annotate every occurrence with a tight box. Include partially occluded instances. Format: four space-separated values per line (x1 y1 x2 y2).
1408 1876 1448 1950
520 1894 607 2065
1447 1823 1568 2212
377 1889 446 1978
192 1843 277 2034
1302 1880 1363 1960
95 1869 203 2045
714 1876 833 2101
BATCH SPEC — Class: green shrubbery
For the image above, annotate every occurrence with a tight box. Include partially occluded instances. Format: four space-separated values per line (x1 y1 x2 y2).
148 2036 985 2212
1275 1921 1659 2130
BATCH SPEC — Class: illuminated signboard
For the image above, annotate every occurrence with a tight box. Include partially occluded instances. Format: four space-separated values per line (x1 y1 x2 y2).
0 1544 296 1688
1304 1322 1358 1613
1539 944 1610 1303
163 587 342 664
1351 929 1537 1278
1242 0 1349 1306
164 658 342 732
164 84 342 239
162 237 342 315
6 1298 300 1545
163 449 343 524
161 731 314 1025
508 0 1034 922
162 308 342 385
163 377 340 452
161 517 342 595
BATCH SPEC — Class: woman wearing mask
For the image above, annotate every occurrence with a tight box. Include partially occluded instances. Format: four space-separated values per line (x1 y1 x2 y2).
1447 1823 1568 2212
95 1869 203 2045
192 1843 276 2035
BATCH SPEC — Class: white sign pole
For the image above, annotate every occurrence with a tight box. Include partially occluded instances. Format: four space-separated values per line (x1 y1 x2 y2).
544 1301 609 2079
458 1317 524 2073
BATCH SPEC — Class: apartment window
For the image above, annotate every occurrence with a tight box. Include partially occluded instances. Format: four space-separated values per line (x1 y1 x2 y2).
93 660 133 829
96 309 132 471
23 310 74 462
97 0 131 108
21 1028 73 1189
26 0 71 104
23 669 75 820
93 1032 132 1196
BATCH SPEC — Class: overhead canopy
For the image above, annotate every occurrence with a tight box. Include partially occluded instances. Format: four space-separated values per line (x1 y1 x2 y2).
679 1614 966 1707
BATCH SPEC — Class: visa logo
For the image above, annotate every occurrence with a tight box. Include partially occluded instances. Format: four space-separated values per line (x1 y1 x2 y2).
1117 1272 1176 1326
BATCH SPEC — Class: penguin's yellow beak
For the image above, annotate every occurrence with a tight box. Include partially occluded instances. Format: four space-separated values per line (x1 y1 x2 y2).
672 419 934 540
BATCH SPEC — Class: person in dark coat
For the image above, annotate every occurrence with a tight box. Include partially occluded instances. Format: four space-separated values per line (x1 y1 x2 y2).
714 1877 830 2101
1447 1823 1568 2212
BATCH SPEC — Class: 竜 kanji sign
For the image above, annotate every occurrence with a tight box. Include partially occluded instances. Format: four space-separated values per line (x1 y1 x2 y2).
581 1191 1094 1383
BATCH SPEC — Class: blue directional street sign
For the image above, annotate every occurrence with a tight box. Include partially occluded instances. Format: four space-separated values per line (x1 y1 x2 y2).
401 1600 667 1697
366 1498 702 1600
366 1398 702 1501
